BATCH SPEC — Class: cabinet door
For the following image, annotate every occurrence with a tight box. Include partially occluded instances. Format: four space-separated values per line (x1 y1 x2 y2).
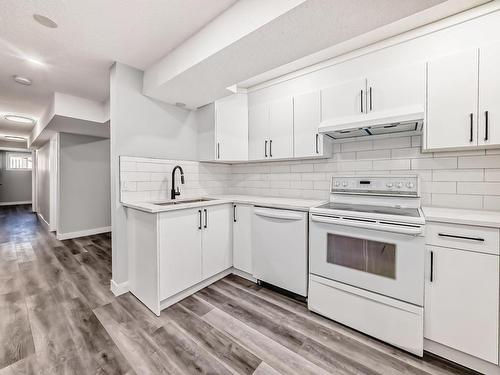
366 63 424 114
215 94 248 161
424 246 499 363
321 78 366 120
294 91 323 157
159 208 202 300
248 104 269 160
426 49 479 150
233 204 252 274
478 42 500 147
202 204 232 279
269 97 294 159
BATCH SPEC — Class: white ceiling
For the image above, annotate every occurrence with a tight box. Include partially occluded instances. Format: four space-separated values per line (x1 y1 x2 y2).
144 0 454 108
0 0 237 140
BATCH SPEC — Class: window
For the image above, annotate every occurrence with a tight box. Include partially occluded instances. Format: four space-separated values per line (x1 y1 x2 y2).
6 152 32 170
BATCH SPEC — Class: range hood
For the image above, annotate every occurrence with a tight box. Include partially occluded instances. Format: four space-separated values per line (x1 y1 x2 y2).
319 106 424 140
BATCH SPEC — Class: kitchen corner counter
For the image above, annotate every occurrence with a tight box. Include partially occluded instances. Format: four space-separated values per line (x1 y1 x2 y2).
423 206 500 228
123 195 326 214
208 195 325 212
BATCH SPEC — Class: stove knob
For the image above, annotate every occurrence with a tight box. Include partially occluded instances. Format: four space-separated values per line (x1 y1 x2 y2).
396 182 403 189
406 182 414 189
342 181 348 187
334 181 340 187
386 182 393 188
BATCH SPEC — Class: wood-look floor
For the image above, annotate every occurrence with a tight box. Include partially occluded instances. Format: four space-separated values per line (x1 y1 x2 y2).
0 205 478 375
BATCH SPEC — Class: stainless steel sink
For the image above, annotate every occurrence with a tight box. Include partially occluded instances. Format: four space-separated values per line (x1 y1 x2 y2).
153 198 214 206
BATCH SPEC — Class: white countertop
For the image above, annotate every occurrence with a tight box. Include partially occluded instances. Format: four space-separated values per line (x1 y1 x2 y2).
423 206 500 228
122 194 325 214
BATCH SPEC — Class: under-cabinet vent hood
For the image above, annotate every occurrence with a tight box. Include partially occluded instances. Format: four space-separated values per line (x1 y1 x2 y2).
319 106 424 140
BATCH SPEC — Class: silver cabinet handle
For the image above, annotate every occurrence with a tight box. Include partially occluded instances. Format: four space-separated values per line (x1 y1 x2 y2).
264 140 268 157
315 134 319 154
233 205 237 223
204 209 208 229
217 142 220 159
198 210 202 230
269 140 273 158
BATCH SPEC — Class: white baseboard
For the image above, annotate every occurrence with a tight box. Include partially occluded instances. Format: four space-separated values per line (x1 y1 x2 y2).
0 201 32 206
424 339 500 374
56 226 111 240
37 213 50 231
232 268 257 282
110 279 129 296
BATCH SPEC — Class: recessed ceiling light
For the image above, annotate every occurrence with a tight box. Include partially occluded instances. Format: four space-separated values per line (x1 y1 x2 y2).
13 75 32 86
33 14 58 28
4 136 26 142
4 115 35 124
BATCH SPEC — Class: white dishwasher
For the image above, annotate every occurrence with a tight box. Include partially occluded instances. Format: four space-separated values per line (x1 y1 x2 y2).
252 206 308 296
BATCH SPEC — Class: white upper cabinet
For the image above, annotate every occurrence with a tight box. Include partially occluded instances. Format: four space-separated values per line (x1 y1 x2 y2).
294 91 326 158
478 42 500 147
425 49 479 151
321 78 366 121
215 94 248 161
366 63 425 115
248 103 269 160
269 97 294 159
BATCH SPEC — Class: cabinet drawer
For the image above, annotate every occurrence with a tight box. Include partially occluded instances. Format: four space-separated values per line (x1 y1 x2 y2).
426 222 499 255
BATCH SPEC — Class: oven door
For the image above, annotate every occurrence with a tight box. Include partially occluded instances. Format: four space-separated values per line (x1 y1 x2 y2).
310 214 424 306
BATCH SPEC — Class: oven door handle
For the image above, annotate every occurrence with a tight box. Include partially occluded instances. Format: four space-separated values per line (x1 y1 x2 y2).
310 215 423 235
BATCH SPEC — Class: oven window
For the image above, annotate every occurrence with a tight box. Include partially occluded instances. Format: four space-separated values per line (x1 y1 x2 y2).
326 234 396 279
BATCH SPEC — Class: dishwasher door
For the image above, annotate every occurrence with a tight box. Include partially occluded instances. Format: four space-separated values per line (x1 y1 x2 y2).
252 207 308 296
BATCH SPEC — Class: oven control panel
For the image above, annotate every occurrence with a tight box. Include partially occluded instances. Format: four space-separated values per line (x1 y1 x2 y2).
331 176 419 196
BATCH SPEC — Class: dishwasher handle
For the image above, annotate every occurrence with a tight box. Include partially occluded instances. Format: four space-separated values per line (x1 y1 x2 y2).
254 207 304 221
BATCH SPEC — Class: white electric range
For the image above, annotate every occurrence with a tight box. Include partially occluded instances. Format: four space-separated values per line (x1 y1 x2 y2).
308 175 426 356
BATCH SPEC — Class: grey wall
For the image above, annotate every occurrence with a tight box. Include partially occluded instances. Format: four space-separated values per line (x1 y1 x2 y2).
0 150 32 204
110 62 199 285
36 143 51 224
58 133 111 235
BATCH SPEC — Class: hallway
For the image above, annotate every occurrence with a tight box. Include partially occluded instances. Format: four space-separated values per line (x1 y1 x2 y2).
0 205 477 374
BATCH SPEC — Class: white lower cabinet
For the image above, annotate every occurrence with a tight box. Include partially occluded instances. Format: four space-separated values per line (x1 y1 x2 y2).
158 204 232 301
159 208 202 301
424 245 499 364
201 204 233 279
232 204 253 274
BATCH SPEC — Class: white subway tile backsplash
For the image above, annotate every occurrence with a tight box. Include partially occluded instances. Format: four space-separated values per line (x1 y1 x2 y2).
120 138 500 210
411 157 457 170
373 159 410 171
458 155 500 169
431 194 483 210
432 169 484 182
457 182 500 196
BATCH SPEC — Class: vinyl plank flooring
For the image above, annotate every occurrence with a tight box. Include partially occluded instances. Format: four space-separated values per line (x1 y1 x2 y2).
0 205 479 375
0 292 35 369
161 303 262 374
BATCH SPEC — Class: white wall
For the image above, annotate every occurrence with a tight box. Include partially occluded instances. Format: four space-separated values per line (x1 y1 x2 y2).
58 133 111 237
36 142 51 226
110 62 199 286
0 150 32 204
